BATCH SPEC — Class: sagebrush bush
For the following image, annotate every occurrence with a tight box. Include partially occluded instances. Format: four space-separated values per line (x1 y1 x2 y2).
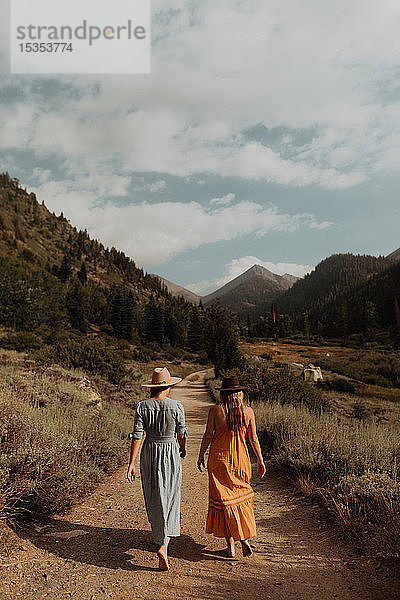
325 375 356 393
0 331 41 352
33 337 126 383
352 399 371 421
253 399 400 558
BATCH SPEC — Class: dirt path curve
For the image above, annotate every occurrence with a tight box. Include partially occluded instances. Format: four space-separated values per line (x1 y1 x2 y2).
0 372 397 600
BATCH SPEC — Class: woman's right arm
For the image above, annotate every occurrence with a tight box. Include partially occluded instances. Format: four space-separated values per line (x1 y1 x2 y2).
127 438 142 483
197 406 215 471
127 403 144 483
246 407 266 478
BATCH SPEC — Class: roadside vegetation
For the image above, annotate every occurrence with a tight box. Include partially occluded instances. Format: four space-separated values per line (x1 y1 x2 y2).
0 355 140 548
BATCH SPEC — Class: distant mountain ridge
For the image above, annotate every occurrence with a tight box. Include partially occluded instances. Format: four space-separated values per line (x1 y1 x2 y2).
156 248 400 327
202 265 298 317
156 264 299 319
203 265 296 305
387 247 400 262
151 274 201 305
277 253 389 317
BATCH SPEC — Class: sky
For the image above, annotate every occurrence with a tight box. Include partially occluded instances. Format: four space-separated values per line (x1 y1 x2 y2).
1 0 400 296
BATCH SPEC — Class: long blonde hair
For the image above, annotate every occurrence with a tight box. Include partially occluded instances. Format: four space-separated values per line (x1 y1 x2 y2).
220 390 245 430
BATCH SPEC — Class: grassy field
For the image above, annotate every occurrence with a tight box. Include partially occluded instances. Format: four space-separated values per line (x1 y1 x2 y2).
240 340 400 423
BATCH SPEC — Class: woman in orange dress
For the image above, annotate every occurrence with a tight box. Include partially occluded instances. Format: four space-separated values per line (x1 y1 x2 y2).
197 376 266 558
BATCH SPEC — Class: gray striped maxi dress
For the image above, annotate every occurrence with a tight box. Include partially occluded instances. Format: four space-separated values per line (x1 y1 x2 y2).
131 397 187 546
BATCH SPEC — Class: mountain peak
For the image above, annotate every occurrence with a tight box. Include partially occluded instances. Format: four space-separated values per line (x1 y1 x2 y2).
387 247 400 262
248 264 273 276
202 263 298 318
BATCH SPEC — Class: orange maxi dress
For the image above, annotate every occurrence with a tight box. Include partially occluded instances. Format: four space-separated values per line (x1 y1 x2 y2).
206 420 256 540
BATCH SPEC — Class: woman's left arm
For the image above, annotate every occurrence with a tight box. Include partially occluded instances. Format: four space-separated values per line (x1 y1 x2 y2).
246 407 266 478
177 434 186 458
197 406 215 472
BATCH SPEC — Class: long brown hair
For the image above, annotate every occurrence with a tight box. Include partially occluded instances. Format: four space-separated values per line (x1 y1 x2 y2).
220 390 245 430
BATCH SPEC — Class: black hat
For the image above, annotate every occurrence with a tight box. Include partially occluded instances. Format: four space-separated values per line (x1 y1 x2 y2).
216 376 246 391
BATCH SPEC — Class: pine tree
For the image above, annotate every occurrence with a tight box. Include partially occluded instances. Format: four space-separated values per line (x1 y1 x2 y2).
246 314 252 337
77 261 88 285
363 301 378 339
66 278 88 332
303 312 310 340
109 286 136 341
188 309 205 351
271 303 278 340
58 254 73 282
336 299 349 339
206 302 243 377
145 296 165 344
393 297 400 345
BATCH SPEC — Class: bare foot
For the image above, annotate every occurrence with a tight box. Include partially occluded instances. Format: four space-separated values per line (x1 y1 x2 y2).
157 547 170 571
225 537 236 558
241 540 253 557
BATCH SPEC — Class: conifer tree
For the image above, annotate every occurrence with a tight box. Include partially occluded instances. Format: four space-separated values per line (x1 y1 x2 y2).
246 314 252 337
145 296 165 344
336 299 349 339
303 312 310 340
206 302 243 377
58 254 73 282
188 308 205 351
66 277 88 332
77 261 88 285
393 297 400 345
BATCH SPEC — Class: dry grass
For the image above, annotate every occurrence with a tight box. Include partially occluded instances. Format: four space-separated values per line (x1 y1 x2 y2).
0 359 140 555
254 399 400 558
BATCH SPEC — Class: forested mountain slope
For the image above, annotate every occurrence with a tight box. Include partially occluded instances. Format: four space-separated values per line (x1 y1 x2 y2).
0 172 206 354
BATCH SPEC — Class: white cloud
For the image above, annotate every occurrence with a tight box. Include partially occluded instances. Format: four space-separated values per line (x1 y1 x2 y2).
31 177 330 266
0 104 36 149
1 1 400 189
210 193 235 206
188 256 313 296
133 179 167 193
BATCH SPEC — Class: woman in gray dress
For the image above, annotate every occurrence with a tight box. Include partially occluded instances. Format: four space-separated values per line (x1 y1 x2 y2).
127 367 187 571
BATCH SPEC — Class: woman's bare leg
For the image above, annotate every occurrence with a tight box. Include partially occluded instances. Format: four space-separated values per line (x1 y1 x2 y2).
157 537 170 571
240 539 253 557
225 536 235 557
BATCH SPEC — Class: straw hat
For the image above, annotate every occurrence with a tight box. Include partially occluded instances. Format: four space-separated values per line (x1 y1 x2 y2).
216 375 246 391
141 367 182 388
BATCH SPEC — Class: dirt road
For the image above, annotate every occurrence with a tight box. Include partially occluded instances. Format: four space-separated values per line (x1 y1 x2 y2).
0 373 397 599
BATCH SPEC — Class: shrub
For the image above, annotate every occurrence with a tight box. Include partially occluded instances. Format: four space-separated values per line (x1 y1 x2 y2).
0 360 137 545
352 399 371 421
19 248 36 264
318 350 400 389
33 338 126 384
132 342 160 363
228 361 326 413
259 352 273 360
0 331 40 352
326 376 356 393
